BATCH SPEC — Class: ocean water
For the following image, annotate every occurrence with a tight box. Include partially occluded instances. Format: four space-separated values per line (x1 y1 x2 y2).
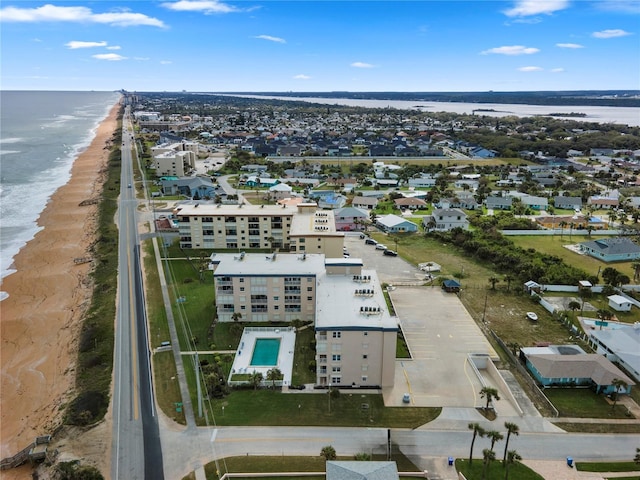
226 94 640 127
0 90 121 299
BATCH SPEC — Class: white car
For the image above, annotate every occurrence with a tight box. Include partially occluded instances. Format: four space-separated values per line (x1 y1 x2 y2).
375 243 387 250
526 312 538 321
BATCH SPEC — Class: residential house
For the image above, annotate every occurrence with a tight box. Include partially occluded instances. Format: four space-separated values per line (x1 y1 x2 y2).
268 183 294 200
587 323 640 383
394 197 427 211
521 195 549 210
521 345 634 395
588 196 619 209
408 176 437 188
352 196 379 210
485 196 513 210
579 237 640 262
553 196 582 210
160 177 218 199
375 214 418 233
334 206 369 231
535 215 606 231
423 208 469 231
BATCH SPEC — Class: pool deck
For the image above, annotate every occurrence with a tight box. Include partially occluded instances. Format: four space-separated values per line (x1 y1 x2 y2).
230 327 296 386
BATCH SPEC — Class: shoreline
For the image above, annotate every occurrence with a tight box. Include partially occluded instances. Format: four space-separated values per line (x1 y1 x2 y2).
0 102 120 460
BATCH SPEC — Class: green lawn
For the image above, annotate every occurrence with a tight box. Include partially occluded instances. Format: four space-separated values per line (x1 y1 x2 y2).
199 453 420 480
193 388 440 427
576 461 640 472
455 458 544 480
544 388 633 419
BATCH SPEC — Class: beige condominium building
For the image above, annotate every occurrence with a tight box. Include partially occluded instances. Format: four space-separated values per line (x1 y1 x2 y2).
151 142 198 177
210 252 397 388
174 202 344 257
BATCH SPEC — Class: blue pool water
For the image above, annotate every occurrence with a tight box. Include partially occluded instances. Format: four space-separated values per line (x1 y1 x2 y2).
250 338 281 366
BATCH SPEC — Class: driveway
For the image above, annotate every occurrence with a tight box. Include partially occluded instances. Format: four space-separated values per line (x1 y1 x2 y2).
345 235 506 409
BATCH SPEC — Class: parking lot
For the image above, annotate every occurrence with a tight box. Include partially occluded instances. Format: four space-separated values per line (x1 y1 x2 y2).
345 234 501 408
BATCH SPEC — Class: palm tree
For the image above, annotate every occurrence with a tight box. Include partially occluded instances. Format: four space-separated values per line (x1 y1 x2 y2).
482 448 496 480
231 312 242 322
559 220 567 238
632 261 640 282
266 367 282 388
611 378 628 410
488 276 500 290
586 225 594 237
320 445 337 461
480 386 500 410
468 422 486 465
503 274 513 292
502 422 520 463
504 450 522 480
250 370 263 390
569 222 575 240
486 430 504 451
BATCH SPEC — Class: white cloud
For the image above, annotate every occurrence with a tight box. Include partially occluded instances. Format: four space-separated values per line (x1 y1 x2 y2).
254 35 286 43
65 40 107 49
481 45 540 55
518 66 543 71
503 0 569 17
293 74 311 80
592 29 632 38
0 4 166 27
92 53 126 61
107 45 121 50
556 42 584 48
351 62 375 68
551 67 565 72
594 0 640 14
161 1 239 14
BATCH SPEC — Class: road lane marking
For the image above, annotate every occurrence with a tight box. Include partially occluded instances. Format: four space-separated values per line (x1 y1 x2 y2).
127 210 139 421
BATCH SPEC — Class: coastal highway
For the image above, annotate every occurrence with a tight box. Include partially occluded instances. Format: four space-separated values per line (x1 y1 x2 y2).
111 106 164 479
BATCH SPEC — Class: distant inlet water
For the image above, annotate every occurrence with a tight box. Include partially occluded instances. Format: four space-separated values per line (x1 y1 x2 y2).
223 94 640 127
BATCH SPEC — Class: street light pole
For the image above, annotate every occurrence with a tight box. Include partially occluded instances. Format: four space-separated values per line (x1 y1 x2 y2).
328 383 332 414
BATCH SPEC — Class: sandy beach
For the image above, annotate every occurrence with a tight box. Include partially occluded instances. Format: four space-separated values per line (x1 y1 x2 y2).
0 103 120 464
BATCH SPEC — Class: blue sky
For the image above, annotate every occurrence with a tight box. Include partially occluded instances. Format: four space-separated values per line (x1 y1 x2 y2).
1 0 639 92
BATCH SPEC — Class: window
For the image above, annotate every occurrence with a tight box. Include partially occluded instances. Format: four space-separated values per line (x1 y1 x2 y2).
362 354 368 359
332 366 341 373
362 365 368 371
239 278 244 283
307 296 313 301
273 296 279 301
332 354 341 362
307 287 313 292
331 376 341 384
363 331 368 336
361 376 368 382
240 287 245 292
332 331 341 338
362 343 369 349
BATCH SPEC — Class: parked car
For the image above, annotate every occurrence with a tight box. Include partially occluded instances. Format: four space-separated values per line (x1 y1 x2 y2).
375 243 387 250
526 312 538 321
359 233 366 239
402 393 411 404
365 238 378 245
383 249 398 256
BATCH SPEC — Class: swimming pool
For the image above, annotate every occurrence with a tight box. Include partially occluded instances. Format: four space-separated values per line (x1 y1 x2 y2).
250 338 281 366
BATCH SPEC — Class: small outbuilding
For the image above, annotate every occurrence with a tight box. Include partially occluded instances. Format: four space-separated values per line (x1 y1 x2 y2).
442 279 461 293
608 294 633 312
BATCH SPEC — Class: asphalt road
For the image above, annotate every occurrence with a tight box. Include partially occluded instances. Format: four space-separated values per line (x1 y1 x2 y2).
111 108 164 480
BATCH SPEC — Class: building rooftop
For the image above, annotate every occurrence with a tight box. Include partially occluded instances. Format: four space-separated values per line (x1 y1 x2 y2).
174 203 294 216
315 269 397 331
210 252 325 276
290 208 343 237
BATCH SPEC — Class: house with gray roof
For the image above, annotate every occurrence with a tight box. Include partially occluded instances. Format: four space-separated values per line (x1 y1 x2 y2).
485 196 513 210
587 323 640 383
375 214 418 233
579 237 640 262
553 196 582 210
334 206 369 231
352 196 379 210
521 195 549 210
422 208 469 231
521 345 634 395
